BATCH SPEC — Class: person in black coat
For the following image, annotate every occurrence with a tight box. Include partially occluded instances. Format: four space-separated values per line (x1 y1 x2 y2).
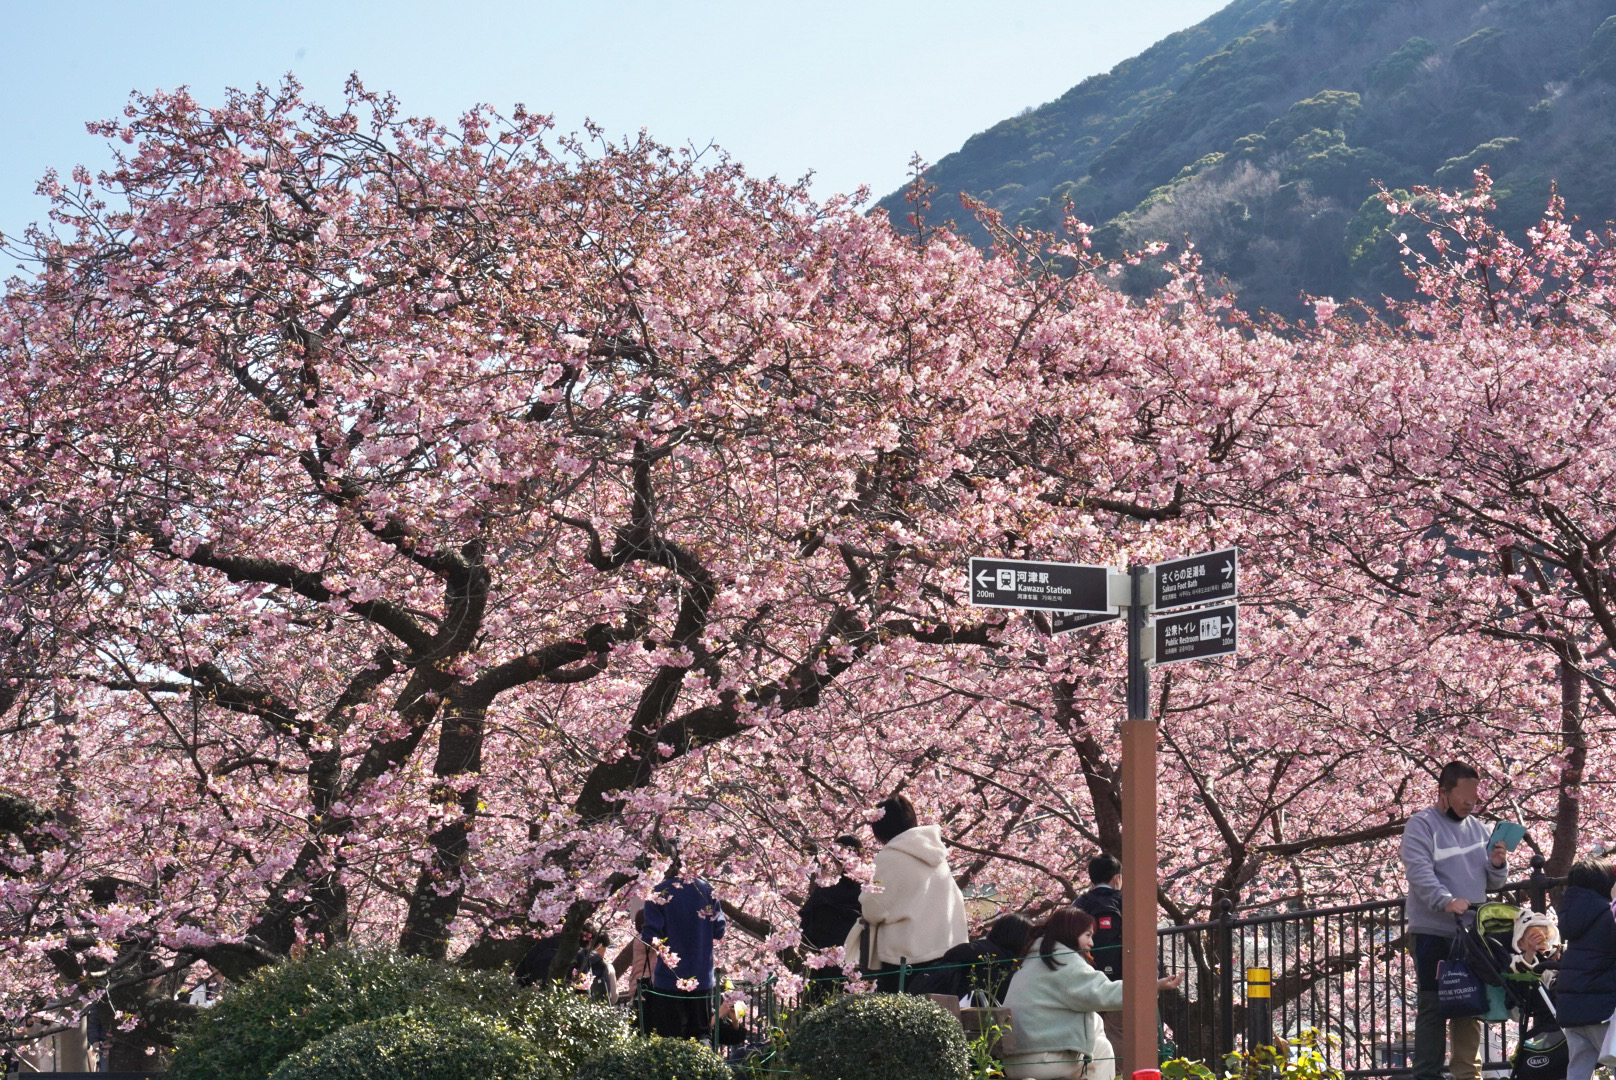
1076 852 1125 1047
799 834 865 951
514 925 614 1001
1554 855 1616 1080
1075 854 1124 980
798 834 864 1001
905 914 1034 1002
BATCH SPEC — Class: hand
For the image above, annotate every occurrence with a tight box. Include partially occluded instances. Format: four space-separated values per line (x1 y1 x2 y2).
1158 973 1185 991
1490 841 1507 868
1444 898 1470 915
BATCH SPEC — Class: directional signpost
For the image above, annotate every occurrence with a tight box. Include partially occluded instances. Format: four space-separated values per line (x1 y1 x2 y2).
968 557 1111 614
1152 603 1238 666
1050 608 1121 635
1152 547 1238 611
966 545 1241 1076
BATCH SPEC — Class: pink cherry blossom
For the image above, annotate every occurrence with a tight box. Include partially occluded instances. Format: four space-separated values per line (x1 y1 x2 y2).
1 83 1612 1064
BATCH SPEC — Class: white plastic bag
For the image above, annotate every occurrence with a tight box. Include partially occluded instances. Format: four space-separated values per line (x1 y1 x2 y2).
1598 1015 1616 1068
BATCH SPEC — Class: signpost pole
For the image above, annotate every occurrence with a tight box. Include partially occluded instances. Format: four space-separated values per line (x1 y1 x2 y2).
966 545 1237 1078
1121 563 1158 1078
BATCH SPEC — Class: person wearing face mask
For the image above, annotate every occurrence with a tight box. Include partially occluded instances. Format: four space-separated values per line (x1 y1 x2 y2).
1400 761 1510 1080
1000 906 1182 1080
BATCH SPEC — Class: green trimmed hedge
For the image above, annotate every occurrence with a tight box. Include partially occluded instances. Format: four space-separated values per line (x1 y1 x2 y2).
267 1010 540 1080
489 986 628 1078
574 1035 734 1080
787 992 969 1080
168 948 627 1080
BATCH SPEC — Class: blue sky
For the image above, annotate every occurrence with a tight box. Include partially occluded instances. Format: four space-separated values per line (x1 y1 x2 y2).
0 1 1226 243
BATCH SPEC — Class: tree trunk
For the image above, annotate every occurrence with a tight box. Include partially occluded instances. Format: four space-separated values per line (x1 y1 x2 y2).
1546 644 1585 877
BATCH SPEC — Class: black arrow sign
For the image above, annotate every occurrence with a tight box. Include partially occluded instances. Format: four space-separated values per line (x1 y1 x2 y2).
1153 547 1238 612
1152 603 1238 666
968 557 1111 613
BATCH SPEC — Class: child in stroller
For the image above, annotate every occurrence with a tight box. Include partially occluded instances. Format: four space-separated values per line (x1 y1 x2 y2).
1510 908 1563 987
1454 902 1564 1080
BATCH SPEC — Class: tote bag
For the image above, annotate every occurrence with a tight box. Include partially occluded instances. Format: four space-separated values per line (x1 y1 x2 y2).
1437 935 1489 1019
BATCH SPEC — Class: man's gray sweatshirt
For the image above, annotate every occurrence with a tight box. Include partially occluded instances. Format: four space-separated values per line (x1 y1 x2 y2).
1400 807 1508 938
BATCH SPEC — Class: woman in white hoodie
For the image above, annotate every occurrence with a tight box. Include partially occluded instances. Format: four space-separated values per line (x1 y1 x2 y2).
844 794 968 990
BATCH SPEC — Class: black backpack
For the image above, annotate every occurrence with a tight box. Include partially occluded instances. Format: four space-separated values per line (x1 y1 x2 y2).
1077 888 1123 980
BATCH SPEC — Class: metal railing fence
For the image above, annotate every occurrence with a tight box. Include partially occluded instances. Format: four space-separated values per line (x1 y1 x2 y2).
1157 859 1561 1076
677 858 1562 1076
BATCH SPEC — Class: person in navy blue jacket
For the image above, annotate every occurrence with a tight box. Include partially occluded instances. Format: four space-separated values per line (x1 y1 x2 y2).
641 859 728 1039
1554 855 1616 1080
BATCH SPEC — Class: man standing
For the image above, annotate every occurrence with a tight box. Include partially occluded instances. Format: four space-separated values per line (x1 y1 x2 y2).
642 860 728 1039
1401 761 1509 1080
1076 853 1125 1047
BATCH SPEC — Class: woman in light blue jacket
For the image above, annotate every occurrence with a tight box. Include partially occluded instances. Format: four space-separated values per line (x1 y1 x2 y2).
1002 907 1182 1080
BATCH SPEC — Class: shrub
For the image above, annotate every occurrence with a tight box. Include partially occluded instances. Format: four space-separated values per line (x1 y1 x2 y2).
168 947 629 1080
1162 1028 1344 1080
169 949 455 1080
493 985 631 1080
266 1010 541 1080
787 993 969 1080
574 1035 734 1080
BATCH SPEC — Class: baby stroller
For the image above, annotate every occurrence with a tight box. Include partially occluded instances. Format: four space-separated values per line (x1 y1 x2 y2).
1450 903 1565 1080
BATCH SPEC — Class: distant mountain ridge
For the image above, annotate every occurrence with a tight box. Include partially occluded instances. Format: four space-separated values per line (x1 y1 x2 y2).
881 0 1616 315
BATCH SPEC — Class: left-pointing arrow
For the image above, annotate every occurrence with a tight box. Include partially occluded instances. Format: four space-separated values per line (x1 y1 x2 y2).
976 570 995 588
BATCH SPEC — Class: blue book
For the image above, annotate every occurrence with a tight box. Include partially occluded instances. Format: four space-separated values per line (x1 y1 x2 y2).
1488 820 1527 852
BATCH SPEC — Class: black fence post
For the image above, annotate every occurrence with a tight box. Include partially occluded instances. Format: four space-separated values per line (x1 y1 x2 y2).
1529 855 1549 912
1218 898 1236 1072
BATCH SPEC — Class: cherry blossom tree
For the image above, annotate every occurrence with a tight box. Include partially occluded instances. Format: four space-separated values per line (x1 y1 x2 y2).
1291 173 1616 877
1 78 1611 1064
0 77 1291 1052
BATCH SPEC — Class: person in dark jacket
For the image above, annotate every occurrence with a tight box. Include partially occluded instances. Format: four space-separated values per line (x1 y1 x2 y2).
799 834 864 1002
1076 854 1124 979
513 931 564 987
580 927 617 1003
1076 853 1125 1048
514 925 614 1002
1554 855 1616 1080
799 834 864 950
642 861 728 1039
905 914 1034 1002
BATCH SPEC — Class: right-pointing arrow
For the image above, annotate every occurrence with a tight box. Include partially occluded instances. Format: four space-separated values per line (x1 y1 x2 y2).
1221 560 1233 580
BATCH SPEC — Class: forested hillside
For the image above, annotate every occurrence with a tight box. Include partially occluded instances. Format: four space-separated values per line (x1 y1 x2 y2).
880 0 1616 314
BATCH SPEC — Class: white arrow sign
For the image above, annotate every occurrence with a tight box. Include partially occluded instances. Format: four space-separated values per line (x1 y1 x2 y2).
967 557 1111 613
1152 547 1239 612
1152 603 1238 666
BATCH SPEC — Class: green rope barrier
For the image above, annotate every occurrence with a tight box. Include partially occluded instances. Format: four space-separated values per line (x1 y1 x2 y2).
628 956 1159 1079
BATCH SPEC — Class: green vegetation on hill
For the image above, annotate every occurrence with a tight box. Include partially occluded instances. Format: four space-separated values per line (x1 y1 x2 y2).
880 0 1616 315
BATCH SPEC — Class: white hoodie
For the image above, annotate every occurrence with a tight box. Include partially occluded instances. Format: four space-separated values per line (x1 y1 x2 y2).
844 824 968 967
